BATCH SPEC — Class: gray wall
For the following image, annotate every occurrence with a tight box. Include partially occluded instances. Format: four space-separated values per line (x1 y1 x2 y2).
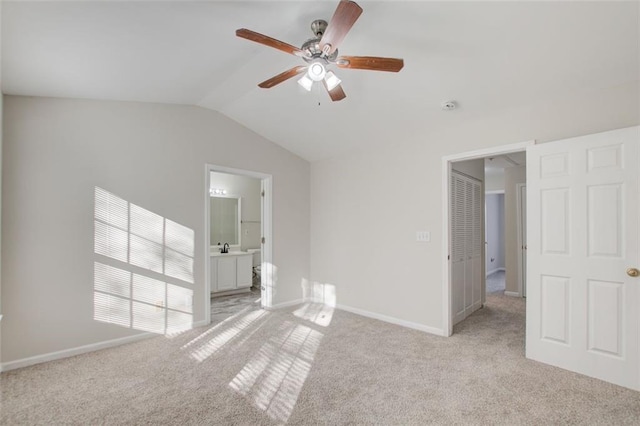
310 81 638 333
485 194 505 274
1 96 310 364
485 170 505 192
452 158 484 180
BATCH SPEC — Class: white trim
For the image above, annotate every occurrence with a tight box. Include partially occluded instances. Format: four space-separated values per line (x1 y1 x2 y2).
442 140 535 337
516 183 527 298
485 189 505 195
260 177 273 309
192 319 209 328
0 319 212 372
336 304 447 336
486 267 505 276
204 165 212 325
211 287 251 298
1 332 156 372
505 291 521 298
234 296 446 336
205 165 273 321
265 298 304 310
441 157 452 336
443 141 535 163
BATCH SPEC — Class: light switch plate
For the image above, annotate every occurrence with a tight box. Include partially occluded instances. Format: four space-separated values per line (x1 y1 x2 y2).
416 231 430 242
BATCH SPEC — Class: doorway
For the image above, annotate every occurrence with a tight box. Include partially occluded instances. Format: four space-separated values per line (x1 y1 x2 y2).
485 191 505 294
442 140 534 336
204 164 273 325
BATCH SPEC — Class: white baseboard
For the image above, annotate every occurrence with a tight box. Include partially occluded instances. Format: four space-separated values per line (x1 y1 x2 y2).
505 291 521 297
271 297 446 336
1 332 155 372
211 287 251 298
192 319 209 328
266 298 304 310
335 303 447 337
0 319 210 372
486 267 505 276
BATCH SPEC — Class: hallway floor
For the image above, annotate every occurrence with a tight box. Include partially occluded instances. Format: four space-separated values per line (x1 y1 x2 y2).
211 287 261 325
486 270 505 294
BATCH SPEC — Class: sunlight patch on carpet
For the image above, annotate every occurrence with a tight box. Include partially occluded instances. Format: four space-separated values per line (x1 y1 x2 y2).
184 309 269 362
230 321 323 423
293 303 334 327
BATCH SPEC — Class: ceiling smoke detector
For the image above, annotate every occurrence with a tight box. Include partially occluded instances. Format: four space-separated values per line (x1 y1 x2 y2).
441 100 457 111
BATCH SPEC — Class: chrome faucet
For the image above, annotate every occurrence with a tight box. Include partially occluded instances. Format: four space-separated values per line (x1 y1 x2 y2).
221 242 230 254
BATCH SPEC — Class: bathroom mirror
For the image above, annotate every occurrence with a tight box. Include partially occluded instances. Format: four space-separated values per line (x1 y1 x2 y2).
210 196 241 248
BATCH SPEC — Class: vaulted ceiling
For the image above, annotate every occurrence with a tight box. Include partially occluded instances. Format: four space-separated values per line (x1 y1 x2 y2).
2 1 638 161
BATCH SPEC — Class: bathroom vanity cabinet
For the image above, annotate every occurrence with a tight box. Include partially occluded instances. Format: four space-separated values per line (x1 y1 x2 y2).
210 252 253 295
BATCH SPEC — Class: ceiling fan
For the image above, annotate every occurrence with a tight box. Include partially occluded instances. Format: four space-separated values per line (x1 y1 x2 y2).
236 0 404 102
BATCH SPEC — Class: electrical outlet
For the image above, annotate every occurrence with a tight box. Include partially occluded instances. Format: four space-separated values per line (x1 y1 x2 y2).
416 231 430 242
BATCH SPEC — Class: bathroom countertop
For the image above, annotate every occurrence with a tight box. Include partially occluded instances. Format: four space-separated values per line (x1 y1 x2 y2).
210 251 252 257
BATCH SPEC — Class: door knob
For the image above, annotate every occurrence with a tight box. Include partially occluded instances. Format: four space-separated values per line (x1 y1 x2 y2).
627 268 639 277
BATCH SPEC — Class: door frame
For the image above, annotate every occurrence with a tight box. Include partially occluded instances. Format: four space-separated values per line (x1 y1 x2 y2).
204 164 273 325
516 183 527 297
441 140 535 336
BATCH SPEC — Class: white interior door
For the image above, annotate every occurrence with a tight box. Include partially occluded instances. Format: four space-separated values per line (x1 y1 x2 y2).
526 126 639 390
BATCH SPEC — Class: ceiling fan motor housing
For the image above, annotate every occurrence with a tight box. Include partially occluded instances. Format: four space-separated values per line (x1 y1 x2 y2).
302 20 338 63
311 19 328 37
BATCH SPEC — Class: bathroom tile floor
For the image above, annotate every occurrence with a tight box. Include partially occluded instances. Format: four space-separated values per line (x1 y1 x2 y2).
210 287 262 325
486 270 506 294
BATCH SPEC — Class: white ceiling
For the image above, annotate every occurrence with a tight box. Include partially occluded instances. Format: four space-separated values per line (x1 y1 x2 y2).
485 152 526 171
2 1 638 162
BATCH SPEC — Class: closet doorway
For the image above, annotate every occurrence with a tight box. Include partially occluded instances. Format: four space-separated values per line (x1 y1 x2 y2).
442 141 532 335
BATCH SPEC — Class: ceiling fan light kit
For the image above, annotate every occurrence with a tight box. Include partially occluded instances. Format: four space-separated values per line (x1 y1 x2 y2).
298 74 314 91
324 71 341 91
236 0 404 102
308 62 327 81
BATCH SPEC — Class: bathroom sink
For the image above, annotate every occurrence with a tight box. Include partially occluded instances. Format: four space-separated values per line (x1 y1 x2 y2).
210 250 248 257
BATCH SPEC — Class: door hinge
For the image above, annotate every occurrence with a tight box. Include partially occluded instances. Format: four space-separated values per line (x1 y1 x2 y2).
261 190 265 197
261 237 265 244
448 255 450 260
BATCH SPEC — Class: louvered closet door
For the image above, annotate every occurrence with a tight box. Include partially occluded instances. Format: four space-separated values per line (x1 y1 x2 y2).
464 179 474 311
451 174 466 325
471 180 483 310
451 171 483 326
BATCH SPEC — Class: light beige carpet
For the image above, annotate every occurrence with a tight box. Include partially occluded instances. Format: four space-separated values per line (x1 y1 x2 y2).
1 293 639 425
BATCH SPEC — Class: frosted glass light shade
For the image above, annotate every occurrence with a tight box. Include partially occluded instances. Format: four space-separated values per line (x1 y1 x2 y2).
324 71 341 91
308 62 326 82
297 74 313 91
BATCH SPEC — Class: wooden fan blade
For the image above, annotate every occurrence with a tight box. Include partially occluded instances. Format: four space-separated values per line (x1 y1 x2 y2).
258 66 308 89
320 1 363 55
336 56 404 72
236 28 306 57
323 80 347 102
